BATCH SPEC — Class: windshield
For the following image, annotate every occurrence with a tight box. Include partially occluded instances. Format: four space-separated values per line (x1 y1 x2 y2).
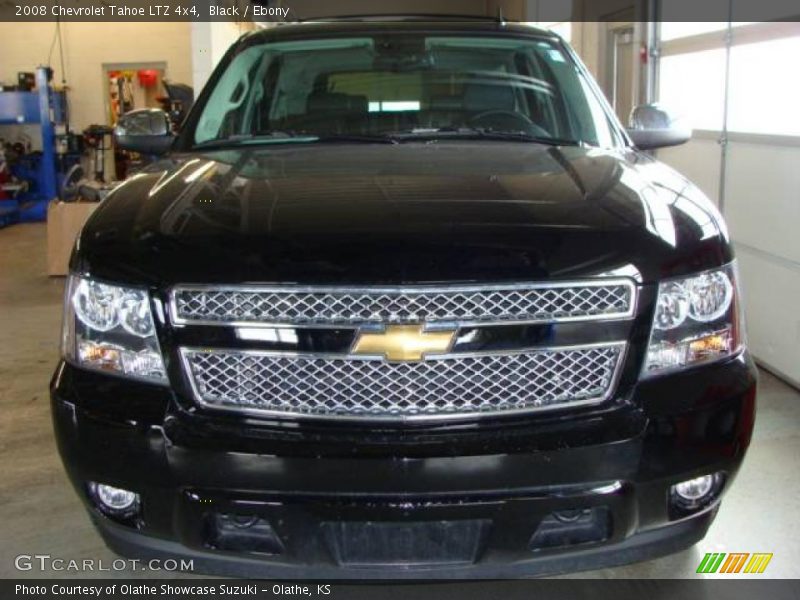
190 33 620 148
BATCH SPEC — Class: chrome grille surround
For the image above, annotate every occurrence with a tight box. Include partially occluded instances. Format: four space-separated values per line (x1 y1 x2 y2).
180 343 626 422
170 280 636 328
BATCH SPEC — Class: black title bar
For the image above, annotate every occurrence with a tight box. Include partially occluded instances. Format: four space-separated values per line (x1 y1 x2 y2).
1 0 800 23
2 1 290 22
5 579 800 600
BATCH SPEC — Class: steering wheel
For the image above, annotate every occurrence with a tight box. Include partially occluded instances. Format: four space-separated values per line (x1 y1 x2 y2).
467 110 551 138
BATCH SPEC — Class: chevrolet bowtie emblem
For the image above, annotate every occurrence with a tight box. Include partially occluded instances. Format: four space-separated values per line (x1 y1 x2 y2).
351 325 456 362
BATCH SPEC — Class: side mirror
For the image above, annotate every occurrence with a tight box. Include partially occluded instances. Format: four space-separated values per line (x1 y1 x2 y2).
626 104 692 150
114 109 174 155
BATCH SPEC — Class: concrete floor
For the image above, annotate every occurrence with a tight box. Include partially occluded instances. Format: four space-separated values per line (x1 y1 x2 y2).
1 222 798 579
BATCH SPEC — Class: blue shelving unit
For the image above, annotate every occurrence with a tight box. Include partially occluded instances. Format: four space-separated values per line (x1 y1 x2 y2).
0 67 62 223
0 202 19 228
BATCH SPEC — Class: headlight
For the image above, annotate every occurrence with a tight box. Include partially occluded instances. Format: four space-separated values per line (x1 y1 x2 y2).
61 275 167 383
643 263 744 377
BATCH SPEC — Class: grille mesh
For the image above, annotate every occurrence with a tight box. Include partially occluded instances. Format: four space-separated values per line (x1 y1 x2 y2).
183 345 624 420
172 283 633 326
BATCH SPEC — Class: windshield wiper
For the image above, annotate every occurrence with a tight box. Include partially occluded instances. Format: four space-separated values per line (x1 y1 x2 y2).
312 133 399 145
391 127 585 147
193 131 400 150
192 131 314 150
192 128 580 149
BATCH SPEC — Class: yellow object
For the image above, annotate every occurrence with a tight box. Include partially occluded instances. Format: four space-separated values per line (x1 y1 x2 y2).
744 553 774 573
351 325 456 362
689 333 730 359
78 341 121 371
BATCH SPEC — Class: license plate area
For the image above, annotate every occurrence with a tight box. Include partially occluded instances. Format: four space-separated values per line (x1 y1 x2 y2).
179 483 633 567
321 519 491 567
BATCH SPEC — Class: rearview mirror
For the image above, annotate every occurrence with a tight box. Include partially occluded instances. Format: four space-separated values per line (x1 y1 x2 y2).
626 104 691 150
114 109 174 155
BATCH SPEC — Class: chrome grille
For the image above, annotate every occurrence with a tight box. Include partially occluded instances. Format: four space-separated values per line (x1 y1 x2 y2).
181 344 625 421
171 281 635 327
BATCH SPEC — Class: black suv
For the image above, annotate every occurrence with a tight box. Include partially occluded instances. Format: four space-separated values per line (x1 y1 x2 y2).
51 18 756 578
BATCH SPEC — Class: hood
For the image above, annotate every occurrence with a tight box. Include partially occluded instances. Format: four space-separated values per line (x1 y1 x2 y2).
75 142 731 287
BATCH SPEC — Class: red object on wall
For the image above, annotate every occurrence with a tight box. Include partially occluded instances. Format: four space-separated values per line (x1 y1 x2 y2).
0 155 10 199
137 69 159 87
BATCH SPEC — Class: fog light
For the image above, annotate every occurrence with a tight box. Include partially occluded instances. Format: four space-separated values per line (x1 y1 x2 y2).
211 513 284 555
88 482 140 517
670 472 724 514
674 475 714 501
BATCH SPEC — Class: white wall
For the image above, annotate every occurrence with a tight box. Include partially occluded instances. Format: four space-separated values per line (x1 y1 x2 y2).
486 0 526 20
658 136 721 203
571 22 601 77
191 21 255 95
0 22 193 130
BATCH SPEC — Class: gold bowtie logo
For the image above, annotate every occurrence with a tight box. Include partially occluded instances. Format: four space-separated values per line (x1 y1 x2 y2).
351 324 456 362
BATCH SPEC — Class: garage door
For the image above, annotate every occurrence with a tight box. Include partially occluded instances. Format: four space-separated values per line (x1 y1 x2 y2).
656 20 800 387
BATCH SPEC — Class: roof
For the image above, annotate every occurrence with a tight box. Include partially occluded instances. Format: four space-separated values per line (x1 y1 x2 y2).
244 17 556 45
297 14 513 23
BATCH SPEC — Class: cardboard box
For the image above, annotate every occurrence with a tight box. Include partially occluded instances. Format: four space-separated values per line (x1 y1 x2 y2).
47 200 99 276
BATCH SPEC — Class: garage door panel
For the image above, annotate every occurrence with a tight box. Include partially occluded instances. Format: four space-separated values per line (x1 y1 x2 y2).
726 141 800 264
657 138 721 205
736 246 800 387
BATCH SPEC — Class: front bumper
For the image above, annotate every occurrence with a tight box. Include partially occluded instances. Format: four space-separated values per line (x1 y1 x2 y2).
50 353 757 578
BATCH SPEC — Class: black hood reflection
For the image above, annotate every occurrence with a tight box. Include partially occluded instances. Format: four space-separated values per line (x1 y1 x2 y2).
75 142 732 286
